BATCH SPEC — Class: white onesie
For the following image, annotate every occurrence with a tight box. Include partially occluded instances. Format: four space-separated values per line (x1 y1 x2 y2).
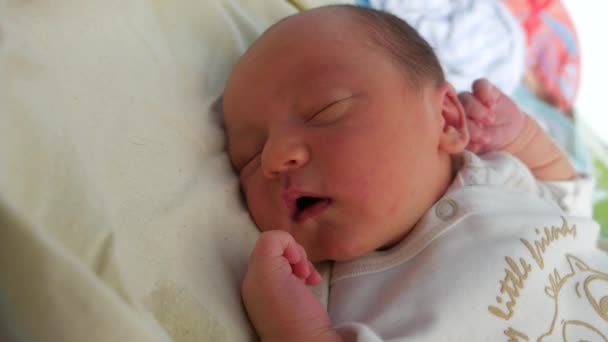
329 151 606 341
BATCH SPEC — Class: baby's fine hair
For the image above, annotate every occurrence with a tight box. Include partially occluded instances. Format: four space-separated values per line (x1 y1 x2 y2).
262 5 445 87
329 5 445 87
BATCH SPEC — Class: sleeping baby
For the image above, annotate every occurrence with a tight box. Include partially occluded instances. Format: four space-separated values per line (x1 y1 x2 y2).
222 5 608 341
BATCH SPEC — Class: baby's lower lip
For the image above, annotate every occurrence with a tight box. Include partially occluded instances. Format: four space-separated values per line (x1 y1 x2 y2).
294 198 331 224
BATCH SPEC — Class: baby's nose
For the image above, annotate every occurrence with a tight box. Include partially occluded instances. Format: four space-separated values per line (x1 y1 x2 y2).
261 137 309 178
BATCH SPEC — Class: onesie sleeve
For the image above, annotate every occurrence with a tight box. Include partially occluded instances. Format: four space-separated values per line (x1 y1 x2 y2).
494 151 595 217
456 151 594 217
541 174 595 217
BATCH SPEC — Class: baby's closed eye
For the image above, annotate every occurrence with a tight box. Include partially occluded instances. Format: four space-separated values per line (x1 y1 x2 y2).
238 152 261 175
305 97 354 126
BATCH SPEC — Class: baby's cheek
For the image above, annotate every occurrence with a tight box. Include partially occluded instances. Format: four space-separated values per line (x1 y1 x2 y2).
333 165 378 206
245 185 273 232
349 177 374 206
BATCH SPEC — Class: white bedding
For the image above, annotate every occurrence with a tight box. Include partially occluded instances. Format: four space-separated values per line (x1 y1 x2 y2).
0 1 308 340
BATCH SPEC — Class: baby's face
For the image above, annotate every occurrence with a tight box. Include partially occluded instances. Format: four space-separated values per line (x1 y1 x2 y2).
223 9 460 261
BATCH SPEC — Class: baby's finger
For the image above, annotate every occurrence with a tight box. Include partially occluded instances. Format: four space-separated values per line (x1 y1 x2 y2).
467 120 489 144
459 92 492 124
290 245 311 279
472 78 500 108
253 230 296 260
282 241 302 265
305 262 323 286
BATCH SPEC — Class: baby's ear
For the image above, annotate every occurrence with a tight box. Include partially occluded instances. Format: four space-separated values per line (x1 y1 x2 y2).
436 82 469 154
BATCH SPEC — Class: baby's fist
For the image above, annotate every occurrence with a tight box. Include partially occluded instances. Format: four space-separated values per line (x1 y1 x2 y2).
246 230 322 286
459 79 525 154
242 231 330 341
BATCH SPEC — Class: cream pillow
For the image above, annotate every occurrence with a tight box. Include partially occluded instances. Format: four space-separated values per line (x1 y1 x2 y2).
0 1 299 341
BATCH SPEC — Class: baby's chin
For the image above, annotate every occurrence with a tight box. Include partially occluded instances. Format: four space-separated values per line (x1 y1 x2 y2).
308 227 412 262
305 238 379 263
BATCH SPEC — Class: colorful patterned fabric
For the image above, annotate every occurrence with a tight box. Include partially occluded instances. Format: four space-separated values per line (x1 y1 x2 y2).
503 0 581 111
358 0 526 95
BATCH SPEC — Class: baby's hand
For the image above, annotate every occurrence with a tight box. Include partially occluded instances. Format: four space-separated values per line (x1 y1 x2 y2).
242 230 338 341
459 79 526 154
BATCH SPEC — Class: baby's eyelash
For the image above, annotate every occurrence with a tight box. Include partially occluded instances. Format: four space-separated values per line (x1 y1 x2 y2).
306 99 342 122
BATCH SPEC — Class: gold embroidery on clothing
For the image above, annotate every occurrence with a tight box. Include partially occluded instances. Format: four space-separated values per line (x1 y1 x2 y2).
489 218 576 321
487 217 608 339
584 274 608 321
504 327 529 341
520 217 577 270
488 257 532 320
538 255 608 341
560 321 608 341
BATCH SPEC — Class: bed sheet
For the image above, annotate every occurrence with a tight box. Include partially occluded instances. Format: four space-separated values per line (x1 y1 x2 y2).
0 1 307 341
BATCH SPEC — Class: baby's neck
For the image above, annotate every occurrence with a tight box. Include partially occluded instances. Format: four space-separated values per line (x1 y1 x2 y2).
376 153 464 253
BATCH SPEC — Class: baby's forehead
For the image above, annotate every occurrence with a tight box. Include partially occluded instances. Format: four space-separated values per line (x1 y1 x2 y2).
222 6 426 132
224 12 377 98
245 7 372 58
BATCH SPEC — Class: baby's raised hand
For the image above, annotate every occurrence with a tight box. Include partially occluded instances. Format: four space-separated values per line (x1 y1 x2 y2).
242 230 338 341
459 79 526 154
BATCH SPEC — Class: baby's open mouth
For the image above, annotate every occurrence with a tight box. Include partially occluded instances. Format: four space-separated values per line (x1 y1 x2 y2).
293 196 331 223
